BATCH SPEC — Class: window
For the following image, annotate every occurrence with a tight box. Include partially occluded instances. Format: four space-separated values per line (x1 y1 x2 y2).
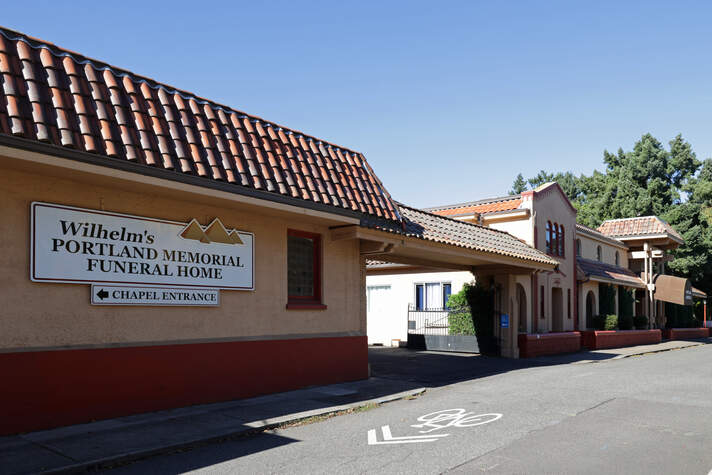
597 245 602 262
540 285 545 319
367 285 390 313
287 230 324 309
415 282 450 310
545 221 566 257
443 283 452 308
576 239 581 257
615 251 620 266
567 288 571 319
553 223 559 257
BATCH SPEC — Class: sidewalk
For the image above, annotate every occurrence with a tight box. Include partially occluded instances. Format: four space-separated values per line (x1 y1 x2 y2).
2 338 708 475
529 337 711 365
0 377 425 475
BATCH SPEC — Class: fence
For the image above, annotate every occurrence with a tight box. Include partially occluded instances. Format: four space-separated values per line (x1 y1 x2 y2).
407 305 451 336
407 305 480 353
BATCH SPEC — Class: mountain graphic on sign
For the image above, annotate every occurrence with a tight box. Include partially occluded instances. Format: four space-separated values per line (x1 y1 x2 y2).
179 218 244 245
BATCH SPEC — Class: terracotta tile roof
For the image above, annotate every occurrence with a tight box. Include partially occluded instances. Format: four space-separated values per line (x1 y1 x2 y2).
362 205 558 266
426 195 523 217
597 216 683 242
0 27 399 221
575 223 627 248
576 257 645 288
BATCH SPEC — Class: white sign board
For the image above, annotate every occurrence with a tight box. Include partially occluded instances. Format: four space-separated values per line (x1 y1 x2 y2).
31 202 254 290
91 285 220 306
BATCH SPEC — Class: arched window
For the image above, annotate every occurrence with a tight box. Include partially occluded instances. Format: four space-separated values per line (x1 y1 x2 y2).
546 221 552 254
576 239 581 257
615 251 620 266
597 245 602 262
559 225 565 257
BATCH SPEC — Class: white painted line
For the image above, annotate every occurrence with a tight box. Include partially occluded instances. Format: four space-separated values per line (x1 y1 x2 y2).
367 425 449 445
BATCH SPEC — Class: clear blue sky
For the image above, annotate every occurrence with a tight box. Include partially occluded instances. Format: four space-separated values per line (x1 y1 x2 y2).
5 1 712 208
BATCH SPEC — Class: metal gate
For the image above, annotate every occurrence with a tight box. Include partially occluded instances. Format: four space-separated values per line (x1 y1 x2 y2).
407 305 479 353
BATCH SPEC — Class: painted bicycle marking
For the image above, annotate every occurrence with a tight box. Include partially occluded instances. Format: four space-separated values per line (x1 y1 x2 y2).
410 409 502 434
368 408 502 445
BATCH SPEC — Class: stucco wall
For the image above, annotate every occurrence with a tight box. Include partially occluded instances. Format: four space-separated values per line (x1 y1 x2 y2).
530 187 577 332
0 166 363 350
366 270 473 345
578 233 628 267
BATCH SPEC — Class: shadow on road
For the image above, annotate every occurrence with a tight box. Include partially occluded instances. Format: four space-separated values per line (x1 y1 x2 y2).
368 346 620 387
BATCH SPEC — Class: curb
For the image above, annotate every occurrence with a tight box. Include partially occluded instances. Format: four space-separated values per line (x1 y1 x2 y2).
38 387 427 474
611 341 704 360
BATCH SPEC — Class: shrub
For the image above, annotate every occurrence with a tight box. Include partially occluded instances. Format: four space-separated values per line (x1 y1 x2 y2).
618 313 634 330
592 314 618 330
462 282 498 355
665 302 698 328
634 315 648 330
618 287 634 319
447 289 475 335
598 284 616 316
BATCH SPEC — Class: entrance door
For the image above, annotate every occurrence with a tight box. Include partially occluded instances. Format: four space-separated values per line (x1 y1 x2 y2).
551 287 563 332
517 284 527 333
586 291 595 329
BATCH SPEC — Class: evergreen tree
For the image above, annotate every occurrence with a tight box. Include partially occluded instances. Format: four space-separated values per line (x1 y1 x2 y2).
510 134 711 291
510 173 528 195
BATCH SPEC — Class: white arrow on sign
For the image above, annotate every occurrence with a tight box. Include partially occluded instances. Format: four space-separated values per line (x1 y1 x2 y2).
367 425 450 445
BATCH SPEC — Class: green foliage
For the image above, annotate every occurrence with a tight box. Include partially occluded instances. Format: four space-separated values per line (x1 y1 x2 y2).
592 314 618 331
510 134 712 296
618 286 634 318
510 173 527 195
617 287 634 329
462 282 497 354
447 289 475 335
664 302 699 328
634 315 649 330
598 283 616 317
618 313 634 330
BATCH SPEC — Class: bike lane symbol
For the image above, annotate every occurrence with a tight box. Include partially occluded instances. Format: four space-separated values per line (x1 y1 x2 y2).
368 409 502 445
411 409 502 434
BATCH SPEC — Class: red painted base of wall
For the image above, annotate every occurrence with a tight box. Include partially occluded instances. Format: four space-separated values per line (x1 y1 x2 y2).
0 335 367 435
662 328 710 340
580 330 661 350
518 332 581 358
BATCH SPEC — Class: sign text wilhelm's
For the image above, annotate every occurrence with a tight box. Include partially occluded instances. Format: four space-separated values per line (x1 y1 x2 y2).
31 202 254 290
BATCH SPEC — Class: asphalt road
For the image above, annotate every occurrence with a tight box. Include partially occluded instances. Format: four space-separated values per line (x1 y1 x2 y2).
105 345 712 474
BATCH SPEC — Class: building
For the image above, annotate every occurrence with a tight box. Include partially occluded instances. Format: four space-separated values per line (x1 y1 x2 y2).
0 26 558 434
367 184 706 348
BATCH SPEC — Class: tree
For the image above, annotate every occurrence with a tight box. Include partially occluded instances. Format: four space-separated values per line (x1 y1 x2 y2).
510 173 528 195
509 134 711 292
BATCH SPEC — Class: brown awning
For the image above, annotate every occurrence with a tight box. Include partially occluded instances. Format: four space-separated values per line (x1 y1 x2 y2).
652 274 693 306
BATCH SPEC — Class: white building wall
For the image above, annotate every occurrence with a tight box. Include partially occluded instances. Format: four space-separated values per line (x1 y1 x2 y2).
366 271 474 345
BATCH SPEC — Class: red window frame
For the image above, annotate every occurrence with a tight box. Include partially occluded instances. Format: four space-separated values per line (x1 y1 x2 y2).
559 225 565 257
286 229 326 310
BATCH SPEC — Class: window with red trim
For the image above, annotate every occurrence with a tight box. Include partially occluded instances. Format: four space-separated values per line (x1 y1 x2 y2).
287 230 325 309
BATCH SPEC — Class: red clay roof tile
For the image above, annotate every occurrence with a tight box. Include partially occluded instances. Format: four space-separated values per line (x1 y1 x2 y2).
597 216 683 242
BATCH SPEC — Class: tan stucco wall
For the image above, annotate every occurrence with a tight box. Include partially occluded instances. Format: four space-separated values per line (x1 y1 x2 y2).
0 164 363 350
577 233 628 267
529 188 577 332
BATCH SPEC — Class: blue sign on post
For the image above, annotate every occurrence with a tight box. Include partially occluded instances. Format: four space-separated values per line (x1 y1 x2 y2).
500 313 509 328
